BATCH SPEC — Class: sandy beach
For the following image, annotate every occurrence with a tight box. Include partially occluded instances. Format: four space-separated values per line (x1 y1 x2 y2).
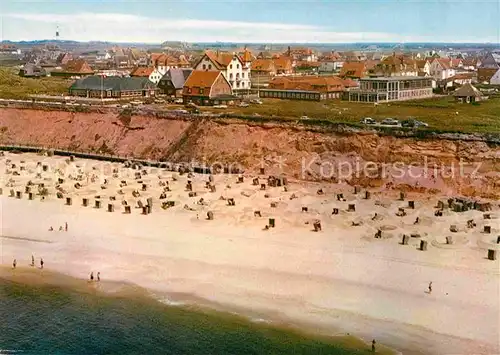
1 152 499 355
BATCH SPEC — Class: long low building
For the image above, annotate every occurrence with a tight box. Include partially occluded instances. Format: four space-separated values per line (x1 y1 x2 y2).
346 76 433 103
259 76 357 101
69 76 158 98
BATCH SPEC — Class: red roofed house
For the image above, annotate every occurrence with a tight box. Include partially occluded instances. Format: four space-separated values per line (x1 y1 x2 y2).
155 54 190 72
339 62 367 80
182 70 234 106
462 57 481 71
238 48 254 67
272 57 293 75
372 55 418 77
318 52 344 73
445 73 473 87
250 59 276 88
450 58 463 69
416 59 431 76
51 59 94 78
295 61 321 74
130 66 160 84
194 50 251 93
283 46 317 63
251 59 277 76
430 58 456 81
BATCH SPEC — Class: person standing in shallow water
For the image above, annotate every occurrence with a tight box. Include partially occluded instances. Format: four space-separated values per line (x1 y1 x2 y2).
371 339 376 352
40 258 44 269
12 259 16 269
428 281 433 294
90 272 94 281
31 255 35 267
97 272 100 282
65 222 68 232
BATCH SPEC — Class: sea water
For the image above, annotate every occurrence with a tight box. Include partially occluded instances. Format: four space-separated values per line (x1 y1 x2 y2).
0 279 374 355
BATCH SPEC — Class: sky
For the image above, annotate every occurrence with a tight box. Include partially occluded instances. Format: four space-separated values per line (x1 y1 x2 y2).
0 0 499 43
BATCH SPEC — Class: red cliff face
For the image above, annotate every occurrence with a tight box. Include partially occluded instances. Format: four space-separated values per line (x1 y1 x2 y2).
1 108 499 199
0 108 190 158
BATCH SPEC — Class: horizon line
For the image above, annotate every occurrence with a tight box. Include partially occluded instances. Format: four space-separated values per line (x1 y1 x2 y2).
2 39 500 46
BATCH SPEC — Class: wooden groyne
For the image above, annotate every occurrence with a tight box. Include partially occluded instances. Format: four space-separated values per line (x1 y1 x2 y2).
0 144 226 174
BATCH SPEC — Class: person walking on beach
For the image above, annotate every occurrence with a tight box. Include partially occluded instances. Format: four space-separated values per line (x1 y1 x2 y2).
31 255 35 267
40 258 44 269
90 272 94 281
97 272 100 282
65 222 68 232
371 339 376 352
12 259 17 269
428 281 433 294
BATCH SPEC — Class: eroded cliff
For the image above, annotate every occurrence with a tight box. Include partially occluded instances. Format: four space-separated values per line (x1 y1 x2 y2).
1 108 499 198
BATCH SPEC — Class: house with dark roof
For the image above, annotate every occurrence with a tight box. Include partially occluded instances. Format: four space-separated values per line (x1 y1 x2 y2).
158 68 193 96
489 68 500 85
56 53 73 66
182 70 235 105
69 76 158 99
480 52 500 69
452 83 486 103
476 52 500 84
51 59 94 78
18 63 46 78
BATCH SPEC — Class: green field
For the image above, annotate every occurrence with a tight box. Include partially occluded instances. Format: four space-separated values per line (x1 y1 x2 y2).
1 65 499 134
0 67 70 99
221 96 500 134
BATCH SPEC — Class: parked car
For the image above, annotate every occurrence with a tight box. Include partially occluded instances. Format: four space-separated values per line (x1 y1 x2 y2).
413 120 429 127
239 102 249 107
130 100 143 106
300 115 310 120
174 98 183 104
250 99 263 105
360 117 376 125
401 119 429 128
171 109 188 114
381 118 399 126
213 105 228 109
185 102 198 109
